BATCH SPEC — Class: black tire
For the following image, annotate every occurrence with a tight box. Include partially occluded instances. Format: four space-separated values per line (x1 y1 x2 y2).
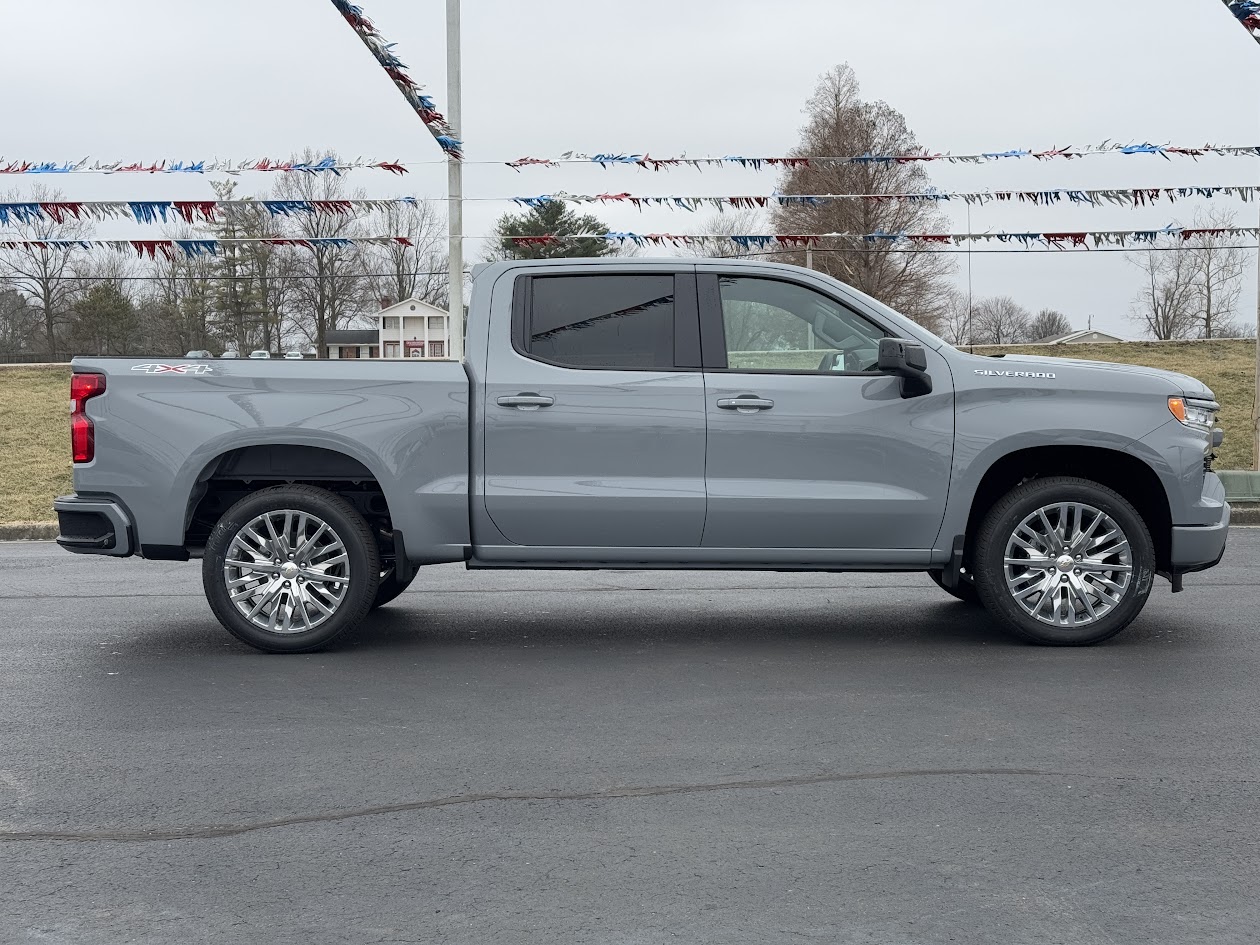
927 569 982 604
973 476 1155 646
371 572 415 610
203 485 381 653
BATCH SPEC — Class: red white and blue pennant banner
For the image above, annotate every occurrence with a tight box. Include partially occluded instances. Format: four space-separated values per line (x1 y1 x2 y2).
3 229 1256 256
0 198 422 226
1221 0 1260 42
7 142 1260 176
4 188 1254 228
0 237 414 259
506 226 1260 251
510 186 1259 211
329 1 461 159
0 157 410 176
506 143 1260 170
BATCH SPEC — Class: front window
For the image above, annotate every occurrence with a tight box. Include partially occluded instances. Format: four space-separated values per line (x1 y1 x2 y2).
718 276 886 373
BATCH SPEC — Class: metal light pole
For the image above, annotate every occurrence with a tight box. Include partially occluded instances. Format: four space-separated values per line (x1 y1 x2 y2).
1253 188 1259 469
446 0 465 362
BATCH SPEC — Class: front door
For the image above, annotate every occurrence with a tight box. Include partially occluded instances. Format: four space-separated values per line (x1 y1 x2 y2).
699 273 954 551
482 270 708 548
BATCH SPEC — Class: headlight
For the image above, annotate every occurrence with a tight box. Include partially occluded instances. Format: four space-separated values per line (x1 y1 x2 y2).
1168 396 1219 431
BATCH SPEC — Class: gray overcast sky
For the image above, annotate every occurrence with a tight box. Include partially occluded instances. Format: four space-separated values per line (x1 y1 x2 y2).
3 0 1259 335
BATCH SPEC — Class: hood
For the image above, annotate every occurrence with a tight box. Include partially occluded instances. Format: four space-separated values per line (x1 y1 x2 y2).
983 353 1215 399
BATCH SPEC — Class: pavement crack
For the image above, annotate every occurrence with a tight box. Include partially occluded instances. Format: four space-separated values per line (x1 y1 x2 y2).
0 767 1048 843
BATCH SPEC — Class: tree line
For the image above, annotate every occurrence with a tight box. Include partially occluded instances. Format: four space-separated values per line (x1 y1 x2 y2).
0 155 448 361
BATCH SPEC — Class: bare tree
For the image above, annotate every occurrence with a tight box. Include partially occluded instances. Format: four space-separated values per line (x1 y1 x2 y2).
1127 247 1199 340
971 296 1031 345
136 222 220 356
938 287 975 345
0 280 39 357
771 64 956 329
0 185 93 358
367 199 449 309
268 153 371 352
1028 309 1073 341
679 209 771 260
1184 209 1248 339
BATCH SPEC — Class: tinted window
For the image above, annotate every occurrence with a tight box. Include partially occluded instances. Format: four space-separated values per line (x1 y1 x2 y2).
718 277 886 373
528 275 675 370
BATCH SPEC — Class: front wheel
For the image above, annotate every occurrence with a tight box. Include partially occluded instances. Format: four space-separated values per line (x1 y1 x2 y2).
973 477 1155 646
203 485 381 653
371 571 415 610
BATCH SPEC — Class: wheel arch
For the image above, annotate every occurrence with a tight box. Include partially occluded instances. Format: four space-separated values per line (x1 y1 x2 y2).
962 445 1172 573
181 442 396 550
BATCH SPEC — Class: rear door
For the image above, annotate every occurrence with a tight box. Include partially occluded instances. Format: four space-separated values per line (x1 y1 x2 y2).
698 272 954 551
482 269 708 548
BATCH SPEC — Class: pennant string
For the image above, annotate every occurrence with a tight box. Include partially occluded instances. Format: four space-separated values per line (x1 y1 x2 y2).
5 142 1260 175
1221 0 1260 43
328 1 462 159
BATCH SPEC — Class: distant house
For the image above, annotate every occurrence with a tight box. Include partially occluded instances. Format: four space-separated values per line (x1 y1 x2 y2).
1034 329 1126 345
377 298 452 359
320 298 455 359
323 330 379 360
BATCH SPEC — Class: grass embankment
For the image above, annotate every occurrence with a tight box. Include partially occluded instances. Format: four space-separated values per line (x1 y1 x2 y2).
0 341 1254 524
0 366 71 523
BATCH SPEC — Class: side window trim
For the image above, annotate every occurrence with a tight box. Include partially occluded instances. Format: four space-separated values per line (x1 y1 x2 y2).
697 272 892 375
511 272 701 373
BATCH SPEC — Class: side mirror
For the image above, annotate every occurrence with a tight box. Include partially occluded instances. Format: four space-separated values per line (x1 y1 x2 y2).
877 338 933 398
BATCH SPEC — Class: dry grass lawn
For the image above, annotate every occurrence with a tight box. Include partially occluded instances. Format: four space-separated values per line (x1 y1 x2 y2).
0 366 72 523
0 342 1254 524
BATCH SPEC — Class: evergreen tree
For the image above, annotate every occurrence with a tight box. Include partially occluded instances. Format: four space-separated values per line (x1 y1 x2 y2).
69 282 140 356
486 201 615 261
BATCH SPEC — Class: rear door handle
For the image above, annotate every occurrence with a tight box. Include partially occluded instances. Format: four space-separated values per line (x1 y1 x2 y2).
497 393 555 411
717 396 774 413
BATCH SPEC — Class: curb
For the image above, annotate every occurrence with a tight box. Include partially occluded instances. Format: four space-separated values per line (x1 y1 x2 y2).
0 522 58 541
1232 505 1260 526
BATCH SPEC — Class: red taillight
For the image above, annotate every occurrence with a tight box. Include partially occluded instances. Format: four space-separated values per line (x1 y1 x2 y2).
70 373 106 463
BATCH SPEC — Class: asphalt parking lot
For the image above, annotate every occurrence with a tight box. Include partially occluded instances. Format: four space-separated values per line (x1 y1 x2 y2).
1 532 1258 945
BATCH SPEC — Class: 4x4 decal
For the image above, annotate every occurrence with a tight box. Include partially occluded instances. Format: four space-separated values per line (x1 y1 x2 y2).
130 363 215 375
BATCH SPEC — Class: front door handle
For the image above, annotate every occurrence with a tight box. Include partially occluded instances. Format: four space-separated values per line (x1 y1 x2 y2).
497 393 555 411
717 396 774 414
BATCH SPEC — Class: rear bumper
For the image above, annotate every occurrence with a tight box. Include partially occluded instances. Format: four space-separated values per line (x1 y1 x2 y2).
1171 501 1230 574
53 495 134 557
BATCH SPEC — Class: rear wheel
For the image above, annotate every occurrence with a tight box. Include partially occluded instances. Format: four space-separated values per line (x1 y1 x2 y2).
203 485 380 653
973 476 1155 646
927 569 981 604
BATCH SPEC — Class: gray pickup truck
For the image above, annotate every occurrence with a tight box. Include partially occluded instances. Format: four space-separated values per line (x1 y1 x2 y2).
56 258 1230 652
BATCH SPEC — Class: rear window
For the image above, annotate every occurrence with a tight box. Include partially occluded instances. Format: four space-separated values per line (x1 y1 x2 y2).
527 275 676 370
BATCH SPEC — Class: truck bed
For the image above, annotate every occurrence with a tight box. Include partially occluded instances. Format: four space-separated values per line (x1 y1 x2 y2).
70 357 471 561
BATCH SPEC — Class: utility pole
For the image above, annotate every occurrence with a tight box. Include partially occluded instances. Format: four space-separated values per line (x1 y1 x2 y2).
446 0 465 362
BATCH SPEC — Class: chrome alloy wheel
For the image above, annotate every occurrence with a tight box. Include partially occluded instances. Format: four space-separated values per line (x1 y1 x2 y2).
223 510 350 634
1003 503 1133 628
